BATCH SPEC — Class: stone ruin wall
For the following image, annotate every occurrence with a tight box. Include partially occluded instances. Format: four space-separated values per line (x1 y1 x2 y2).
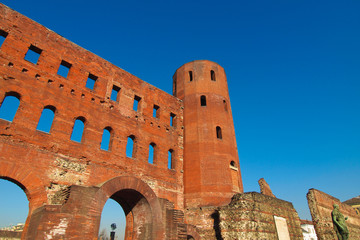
185 192 303 239
307 189 360 240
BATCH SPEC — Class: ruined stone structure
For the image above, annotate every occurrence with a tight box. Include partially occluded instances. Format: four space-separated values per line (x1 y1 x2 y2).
307 189 360 240
1 3 358 240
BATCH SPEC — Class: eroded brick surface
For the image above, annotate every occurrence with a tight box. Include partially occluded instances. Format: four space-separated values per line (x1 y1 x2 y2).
0 3 308 240
0 3 184 239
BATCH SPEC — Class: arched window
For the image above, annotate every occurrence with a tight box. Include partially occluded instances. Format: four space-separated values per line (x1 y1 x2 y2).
126 135 135 158
200 95 207 106
230 161 236 167
148 142 156 164
100 127 112 151
168 149 174 169
36 106 56 133
216 126 222 139
210 70 216 81
70 117 86 143
0 92 21 122
189 71 193 81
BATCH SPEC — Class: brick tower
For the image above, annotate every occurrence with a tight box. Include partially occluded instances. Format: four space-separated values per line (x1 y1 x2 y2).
173 60 243 208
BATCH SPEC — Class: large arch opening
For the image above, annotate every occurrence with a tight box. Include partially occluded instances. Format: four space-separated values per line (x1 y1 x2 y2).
0 177 29 238
99 198 126 239
96 176 164 240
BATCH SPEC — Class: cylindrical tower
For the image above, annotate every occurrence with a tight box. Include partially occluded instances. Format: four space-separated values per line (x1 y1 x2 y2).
173 60 243 208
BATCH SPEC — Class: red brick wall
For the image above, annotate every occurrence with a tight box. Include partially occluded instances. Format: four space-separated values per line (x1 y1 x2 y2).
0 3 184 239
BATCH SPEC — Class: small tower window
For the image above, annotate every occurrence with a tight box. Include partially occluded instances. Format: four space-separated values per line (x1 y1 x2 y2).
223 100 228 112
189 71 193 82
201 95 207 106
230 161 237 170
210 70 216 81
216 126 222 139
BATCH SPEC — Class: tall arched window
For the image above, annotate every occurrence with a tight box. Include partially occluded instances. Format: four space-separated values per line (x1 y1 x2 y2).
200 95 207 106
168 149 174 169
36 106 56 133
70 117 86 143
189 71 193 81
148 143 156 164
126 135 136 158
216 126 222 139
0 92 21 122
100 127 112 151
210 70 216 81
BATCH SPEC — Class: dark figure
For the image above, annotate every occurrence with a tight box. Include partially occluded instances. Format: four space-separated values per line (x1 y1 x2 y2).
332 204 349 240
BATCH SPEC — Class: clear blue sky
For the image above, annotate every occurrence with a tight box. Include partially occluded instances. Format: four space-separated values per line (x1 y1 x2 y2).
1 0 359 236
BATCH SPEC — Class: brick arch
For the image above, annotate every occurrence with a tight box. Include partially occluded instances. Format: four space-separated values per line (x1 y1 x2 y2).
0 161 47 208
95 176 164 239
0 84 31 103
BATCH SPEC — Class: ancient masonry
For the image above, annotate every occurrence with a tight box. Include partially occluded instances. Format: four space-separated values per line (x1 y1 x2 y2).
0 3 359 240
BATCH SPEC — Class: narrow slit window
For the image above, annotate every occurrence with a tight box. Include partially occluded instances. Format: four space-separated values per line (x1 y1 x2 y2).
0 30 9 48
170 113 176 127
153 105 159 118
0 92 20 122
86 73 98 90
223 100 228 112
189 71 193 81
70 117 85 143
36 106 56 133
133 95 141 111
168 149 174 169
110 85 120 101
126 135 135 158
100 127 112 151
201 95 207 106
216 126 222 139
57 60 71 78
148 143 156 164
24 45 42 64
210 70 216 81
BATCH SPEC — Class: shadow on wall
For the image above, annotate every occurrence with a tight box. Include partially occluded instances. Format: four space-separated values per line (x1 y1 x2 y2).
211 210 223 240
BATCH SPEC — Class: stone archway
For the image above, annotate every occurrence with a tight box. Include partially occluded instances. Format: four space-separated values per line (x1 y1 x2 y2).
94 176 165 240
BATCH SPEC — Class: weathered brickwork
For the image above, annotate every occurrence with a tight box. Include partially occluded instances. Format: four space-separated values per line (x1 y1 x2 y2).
185 192 303 239
0 3 308 240
0 3 184 239
307 189 360 240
